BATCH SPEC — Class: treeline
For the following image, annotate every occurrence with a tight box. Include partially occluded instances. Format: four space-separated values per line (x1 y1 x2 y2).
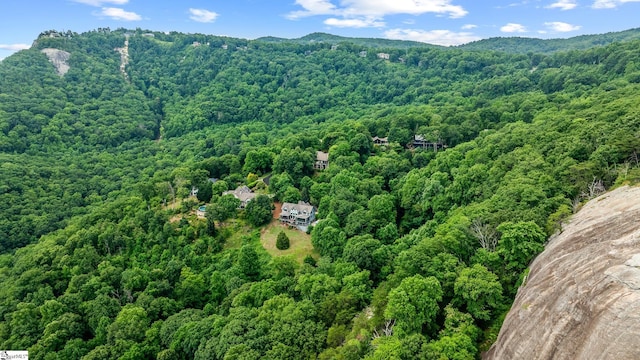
459 27 640 54
0 28 640 359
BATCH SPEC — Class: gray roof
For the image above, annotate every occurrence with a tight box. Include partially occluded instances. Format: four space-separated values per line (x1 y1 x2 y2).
281 201 315 219
223 185 256 203
316 151 329 162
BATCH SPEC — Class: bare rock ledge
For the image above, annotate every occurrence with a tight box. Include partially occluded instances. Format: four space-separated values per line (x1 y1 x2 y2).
486 185 640 360
41 48 70 76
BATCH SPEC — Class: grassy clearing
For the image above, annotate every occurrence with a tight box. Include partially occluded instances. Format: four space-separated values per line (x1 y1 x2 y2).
261 220 318 263
150 38 174 47
221 219 255 250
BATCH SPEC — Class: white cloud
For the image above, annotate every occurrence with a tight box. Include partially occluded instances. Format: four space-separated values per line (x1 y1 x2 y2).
461 24 477 29
342 0 468 18
592 0 615 6
508 1 530 6
546 0 578 9
592 0 640 8
544 21 581 31
287 0 337 19
72 0 128 6
74 0 141 21
384 28 481 46
98 7 142 21
324 17 385 28
500 23 527 33
288 0 468 20
496 1 529 9
189 8 219 23
0 44 31 51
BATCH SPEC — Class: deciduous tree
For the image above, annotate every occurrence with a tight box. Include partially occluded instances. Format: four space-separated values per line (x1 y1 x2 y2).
384 275 443 337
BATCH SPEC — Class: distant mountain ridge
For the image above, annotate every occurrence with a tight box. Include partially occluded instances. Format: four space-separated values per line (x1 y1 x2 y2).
257 28 640 54
256 32 435 49
458 27 640 54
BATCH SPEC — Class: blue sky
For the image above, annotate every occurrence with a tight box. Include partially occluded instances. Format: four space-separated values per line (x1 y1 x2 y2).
1 0 640 60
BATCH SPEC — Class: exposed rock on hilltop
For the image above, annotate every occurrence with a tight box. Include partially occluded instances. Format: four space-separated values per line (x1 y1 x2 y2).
41 48 70 76
486 186 640 360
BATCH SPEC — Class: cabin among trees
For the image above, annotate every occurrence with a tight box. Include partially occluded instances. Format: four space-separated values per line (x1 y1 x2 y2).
279 201 316 227
315 151 329 170
222 185 256 208
411 135 446 151
373 136 389 146
372 135 444 150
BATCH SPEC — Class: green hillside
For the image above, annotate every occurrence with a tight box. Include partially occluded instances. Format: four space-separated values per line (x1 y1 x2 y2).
1 27 640 359
458 27 640 53
257 28 640 53
257 32 435 49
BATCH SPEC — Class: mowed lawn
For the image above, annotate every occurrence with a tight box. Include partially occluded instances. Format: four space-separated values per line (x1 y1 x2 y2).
261 220 318 263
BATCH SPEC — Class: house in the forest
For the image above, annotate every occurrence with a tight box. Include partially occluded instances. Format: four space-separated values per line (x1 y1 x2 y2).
373 136 389 146
222 185 256 208
279 201 316 227
412 135 446 151
315 151 329 170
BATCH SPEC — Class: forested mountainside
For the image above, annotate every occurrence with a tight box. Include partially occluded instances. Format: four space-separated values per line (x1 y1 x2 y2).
458 27 640 54
257 32 433 49
257 28 640 54
1 27 640 359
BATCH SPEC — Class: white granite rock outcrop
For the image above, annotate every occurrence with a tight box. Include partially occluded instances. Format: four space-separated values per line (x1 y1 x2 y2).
41 48 70 76
486 185 640 360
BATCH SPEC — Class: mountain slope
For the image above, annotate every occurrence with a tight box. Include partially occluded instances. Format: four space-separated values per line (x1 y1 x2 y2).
1 27 640 359
459 27 640 54
256 28 640 54
256 32 436 49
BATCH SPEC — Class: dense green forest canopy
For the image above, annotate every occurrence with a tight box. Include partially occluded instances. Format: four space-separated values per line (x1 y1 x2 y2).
458 27 640 54
1 27 640 359
256 32 435 49
256 27 640 54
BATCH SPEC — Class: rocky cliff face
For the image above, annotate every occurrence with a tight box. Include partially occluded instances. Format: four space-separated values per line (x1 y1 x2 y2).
485 185 640 360
41 48 70 76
